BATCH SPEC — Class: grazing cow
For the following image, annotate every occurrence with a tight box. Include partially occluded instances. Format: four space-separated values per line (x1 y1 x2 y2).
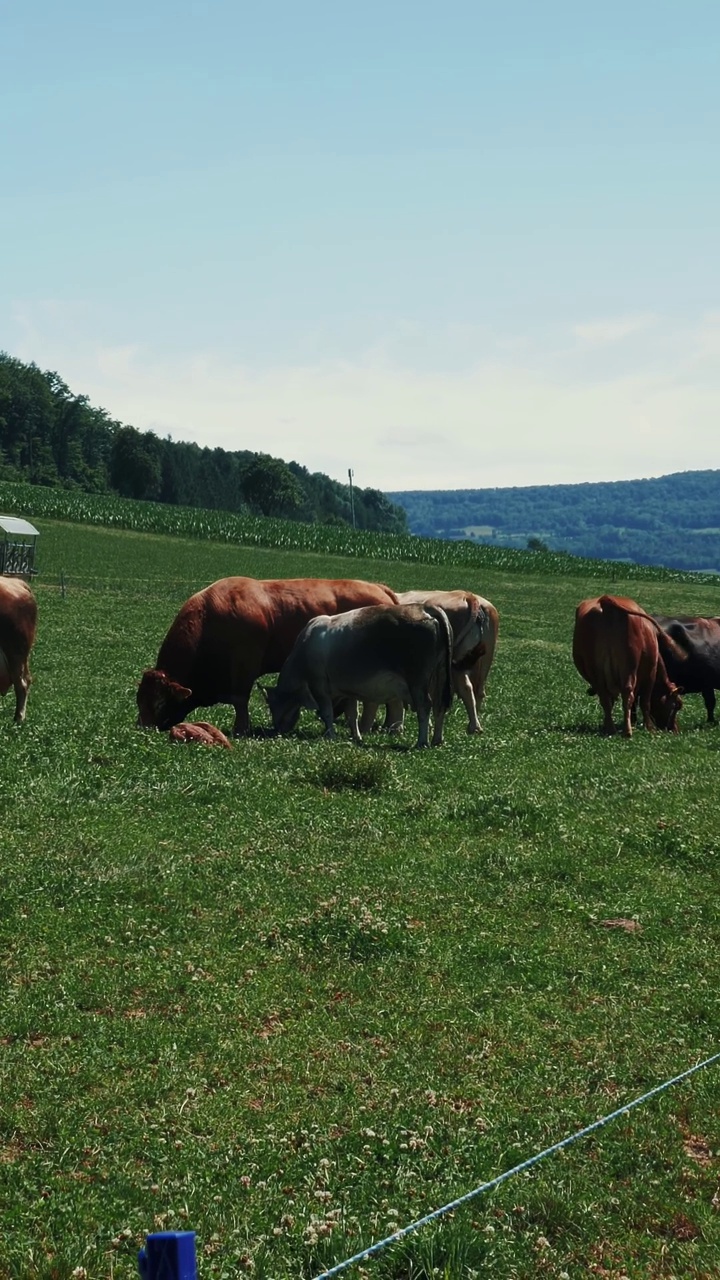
651 615 720 723
367 589 499 735
168 722 233 748
137 577 398 735
572 594 683 737
265 603 454 747
0 577 37 724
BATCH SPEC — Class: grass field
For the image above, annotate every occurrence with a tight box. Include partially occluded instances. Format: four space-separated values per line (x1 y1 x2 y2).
1 518 720 1279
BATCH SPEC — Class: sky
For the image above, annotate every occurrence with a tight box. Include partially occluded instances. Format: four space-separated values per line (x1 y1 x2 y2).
2 0 719 492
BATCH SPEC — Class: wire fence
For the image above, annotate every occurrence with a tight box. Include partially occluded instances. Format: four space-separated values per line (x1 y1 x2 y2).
137 1047 720 1280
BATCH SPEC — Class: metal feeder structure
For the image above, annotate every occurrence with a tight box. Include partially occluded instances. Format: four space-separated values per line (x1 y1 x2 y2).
0 516 40 579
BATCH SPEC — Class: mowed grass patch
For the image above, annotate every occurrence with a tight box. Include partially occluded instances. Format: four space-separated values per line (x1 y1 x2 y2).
0 519 719 1277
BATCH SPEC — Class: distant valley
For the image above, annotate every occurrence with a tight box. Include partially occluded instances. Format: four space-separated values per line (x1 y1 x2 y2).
387 470 720 574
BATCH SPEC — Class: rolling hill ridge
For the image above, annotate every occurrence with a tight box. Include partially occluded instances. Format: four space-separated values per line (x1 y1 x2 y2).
387 470 720 572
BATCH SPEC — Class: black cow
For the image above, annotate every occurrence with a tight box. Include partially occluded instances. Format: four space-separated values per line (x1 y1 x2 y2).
652 615 720 723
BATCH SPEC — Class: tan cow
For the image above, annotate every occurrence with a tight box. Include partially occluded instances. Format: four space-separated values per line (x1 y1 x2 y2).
361 589 499 735
0 577 37 723
137 576 398 736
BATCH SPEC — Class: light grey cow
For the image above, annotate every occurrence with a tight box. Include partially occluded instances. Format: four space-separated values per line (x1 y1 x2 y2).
265 602 454 747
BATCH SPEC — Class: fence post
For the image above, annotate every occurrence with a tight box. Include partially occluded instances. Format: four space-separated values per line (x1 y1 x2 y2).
138 1231 197 1280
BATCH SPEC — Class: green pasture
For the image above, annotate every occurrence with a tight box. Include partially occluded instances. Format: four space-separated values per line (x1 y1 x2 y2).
1 518 720 1280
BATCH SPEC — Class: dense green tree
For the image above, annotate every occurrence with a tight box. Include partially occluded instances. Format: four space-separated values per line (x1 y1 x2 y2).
109 427 162 500
240 454 304 517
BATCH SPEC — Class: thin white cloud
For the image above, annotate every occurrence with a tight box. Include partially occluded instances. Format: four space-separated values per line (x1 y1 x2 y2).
573 313 657 347
6 303 720 491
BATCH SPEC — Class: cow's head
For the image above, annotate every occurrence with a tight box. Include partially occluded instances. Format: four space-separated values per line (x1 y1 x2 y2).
137 668 192 730
260 684 304 735
652 682 684 732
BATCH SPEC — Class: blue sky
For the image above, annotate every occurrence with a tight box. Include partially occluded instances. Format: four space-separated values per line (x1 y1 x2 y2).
2 1 719 489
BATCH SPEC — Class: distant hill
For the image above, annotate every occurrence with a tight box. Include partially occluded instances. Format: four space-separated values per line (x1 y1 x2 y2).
387 471 720 573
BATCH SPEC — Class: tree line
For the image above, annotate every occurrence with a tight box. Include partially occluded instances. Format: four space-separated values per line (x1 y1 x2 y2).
0 353 408 534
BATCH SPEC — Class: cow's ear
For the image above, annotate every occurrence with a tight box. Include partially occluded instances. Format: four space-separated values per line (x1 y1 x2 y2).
167 679 192 702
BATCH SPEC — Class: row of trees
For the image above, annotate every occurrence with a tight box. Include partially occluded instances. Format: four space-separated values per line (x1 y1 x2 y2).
389 473 720 570
390 473 720 540
0 353 408 533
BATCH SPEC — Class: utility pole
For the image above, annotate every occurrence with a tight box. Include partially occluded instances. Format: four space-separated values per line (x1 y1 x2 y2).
348 468 356 530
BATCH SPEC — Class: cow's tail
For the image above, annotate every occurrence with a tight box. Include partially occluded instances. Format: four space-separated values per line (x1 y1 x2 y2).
453 593 482 656
424 604 454 711
598 596 687 666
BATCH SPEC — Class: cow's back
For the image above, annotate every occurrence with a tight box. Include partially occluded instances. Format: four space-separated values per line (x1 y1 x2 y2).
652 616 720 686
154 576 398 698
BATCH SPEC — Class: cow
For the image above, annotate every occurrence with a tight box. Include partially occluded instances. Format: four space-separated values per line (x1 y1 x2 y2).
0 577 37 724
265 603 454 748
572 595 683 737
137 577 398 735
363 589 499 735
651 615 720 724
168 722 233 748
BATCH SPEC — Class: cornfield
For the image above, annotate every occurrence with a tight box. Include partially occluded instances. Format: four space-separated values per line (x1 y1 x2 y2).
1 478 716 585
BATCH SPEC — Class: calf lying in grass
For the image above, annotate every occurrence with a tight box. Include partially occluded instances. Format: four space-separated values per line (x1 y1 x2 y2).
167 722 232 748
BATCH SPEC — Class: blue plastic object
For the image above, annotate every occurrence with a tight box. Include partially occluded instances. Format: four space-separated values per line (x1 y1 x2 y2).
138 1231 197 1280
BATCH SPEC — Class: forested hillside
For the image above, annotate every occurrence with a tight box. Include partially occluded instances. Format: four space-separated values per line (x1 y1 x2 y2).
0 352 407 534
389 472 720 572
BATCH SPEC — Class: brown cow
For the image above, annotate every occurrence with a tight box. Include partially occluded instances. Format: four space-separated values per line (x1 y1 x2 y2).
573 594 683 737
137 577 398 735
168 722 233 748
0 577 37 724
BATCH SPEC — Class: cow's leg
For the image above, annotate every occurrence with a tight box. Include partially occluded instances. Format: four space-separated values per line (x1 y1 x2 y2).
703 688 716 723
431 704 447 747
622 682 644 738
359 701 379 735
621 687 633 737
455 672 480 734
598 691 616 735
315 690 337 739
635 670 657 733
231 691 252 737
12 665 30 724
383 698 405 733
344 699 363 745
411 688 432 748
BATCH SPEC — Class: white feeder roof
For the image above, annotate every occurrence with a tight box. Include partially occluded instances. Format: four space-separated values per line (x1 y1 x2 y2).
0 516 40 537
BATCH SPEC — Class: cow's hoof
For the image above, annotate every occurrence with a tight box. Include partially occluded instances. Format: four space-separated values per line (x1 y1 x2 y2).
466 724 482 735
